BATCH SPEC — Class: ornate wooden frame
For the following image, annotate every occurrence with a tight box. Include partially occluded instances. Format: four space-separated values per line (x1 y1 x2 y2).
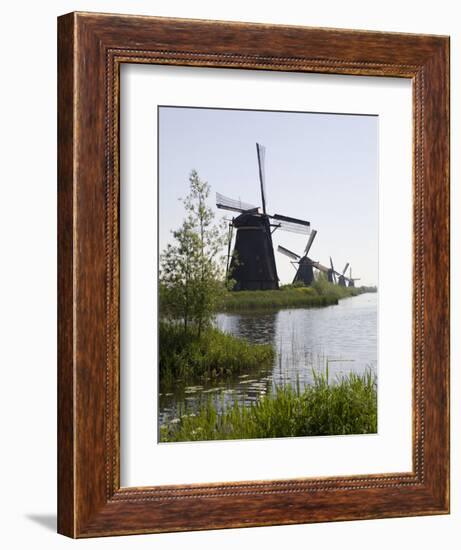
57 12 450 538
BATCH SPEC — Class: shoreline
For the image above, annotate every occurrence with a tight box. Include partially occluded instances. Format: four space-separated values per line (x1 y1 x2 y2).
217 285 376 313
160 369 378 443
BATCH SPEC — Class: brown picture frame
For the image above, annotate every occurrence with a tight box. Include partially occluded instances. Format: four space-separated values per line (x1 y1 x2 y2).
57 12 450 538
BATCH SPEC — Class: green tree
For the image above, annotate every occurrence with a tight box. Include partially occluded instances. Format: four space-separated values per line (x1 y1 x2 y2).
160 170 227 337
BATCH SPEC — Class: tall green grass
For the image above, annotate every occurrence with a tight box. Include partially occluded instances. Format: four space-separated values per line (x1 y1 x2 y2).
159 322 274 389
160 369 377 442
218 282 374 312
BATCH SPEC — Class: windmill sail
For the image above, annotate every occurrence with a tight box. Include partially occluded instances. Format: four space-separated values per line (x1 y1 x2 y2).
216 192 258 214
347 266 360 287
256 143 267 214
304 229 317 256
270 213 311 235
313 262 330 274
225 223 234 279
277 245 300 261
338 262 349 286
328 257 337 283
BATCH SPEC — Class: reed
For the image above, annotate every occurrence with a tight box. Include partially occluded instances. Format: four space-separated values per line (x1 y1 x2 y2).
159 322 275 389
160 369 377 442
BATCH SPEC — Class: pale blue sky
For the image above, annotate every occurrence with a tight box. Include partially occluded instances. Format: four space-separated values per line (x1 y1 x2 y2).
159 106 378 286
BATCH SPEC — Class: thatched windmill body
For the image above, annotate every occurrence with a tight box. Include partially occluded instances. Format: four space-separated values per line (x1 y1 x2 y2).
216 143 311 291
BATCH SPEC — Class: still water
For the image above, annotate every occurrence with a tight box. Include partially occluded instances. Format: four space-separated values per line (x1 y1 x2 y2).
159 293 377 425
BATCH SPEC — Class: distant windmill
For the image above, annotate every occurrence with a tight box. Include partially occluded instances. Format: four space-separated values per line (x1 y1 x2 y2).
306 255 339 284
216 143 311 291
348 267 360 287
313 258 360 287
277 230 318 286
337 262 350 287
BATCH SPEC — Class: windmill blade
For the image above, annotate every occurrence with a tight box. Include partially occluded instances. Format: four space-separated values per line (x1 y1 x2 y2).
256 143 267 215
346 268 361 282
342 262 350 276
216 192 259 214
329 256 337 283
277 245 301 261
270 213 311 235
303 229 317 256
225 223 234 280
312 262 330 274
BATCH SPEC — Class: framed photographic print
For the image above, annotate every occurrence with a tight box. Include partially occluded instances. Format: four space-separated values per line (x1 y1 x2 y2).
58 12 450 537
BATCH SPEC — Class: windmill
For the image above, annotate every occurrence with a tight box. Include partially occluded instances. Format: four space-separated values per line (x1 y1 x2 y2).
303 255 338 284
216 143 311 291
337 262 350 287
277 230 318 286
347 267 361 287
310 258 361 287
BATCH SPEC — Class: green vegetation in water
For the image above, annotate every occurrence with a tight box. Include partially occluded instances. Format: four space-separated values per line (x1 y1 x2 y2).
159 322 275 389
218 279 376 312
160 369 377 442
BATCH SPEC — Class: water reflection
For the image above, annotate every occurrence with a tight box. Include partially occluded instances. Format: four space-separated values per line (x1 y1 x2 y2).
218 309 278 345
159 293 377 425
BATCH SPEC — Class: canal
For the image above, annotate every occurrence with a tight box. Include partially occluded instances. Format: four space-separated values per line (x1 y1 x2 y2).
159 292 377 426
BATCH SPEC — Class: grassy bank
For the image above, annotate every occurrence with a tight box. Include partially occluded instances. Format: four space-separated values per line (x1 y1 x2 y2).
160 322 274 389
160 369 377 442
218 280 375 312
